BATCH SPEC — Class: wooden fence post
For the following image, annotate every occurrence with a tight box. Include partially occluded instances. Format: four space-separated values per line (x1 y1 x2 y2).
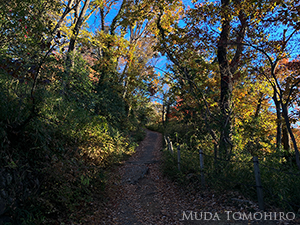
177 145 181 171
166 136 173 153
253 156 264 210
164 135 168 147
199 149 205 187
169 138 174 153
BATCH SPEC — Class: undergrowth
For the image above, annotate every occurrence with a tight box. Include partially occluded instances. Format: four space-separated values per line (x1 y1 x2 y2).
0 54 146 224
157 120 300 214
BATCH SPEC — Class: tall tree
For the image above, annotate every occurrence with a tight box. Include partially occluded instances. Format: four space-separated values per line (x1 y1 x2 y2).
217 0 247 157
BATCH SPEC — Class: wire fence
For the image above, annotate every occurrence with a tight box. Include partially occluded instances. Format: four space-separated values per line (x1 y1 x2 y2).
163 135 300 213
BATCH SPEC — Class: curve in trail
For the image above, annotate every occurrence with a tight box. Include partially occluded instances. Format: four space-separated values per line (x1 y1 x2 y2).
110 130 203 225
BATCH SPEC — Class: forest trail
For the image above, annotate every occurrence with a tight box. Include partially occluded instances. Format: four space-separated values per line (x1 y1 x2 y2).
84 130 285 225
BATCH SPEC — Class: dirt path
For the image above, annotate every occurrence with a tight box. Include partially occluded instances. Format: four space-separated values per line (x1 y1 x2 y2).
84 130 296 225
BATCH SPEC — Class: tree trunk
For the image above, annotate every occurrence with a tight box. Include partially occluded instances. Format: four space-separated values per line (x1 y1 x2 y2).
217 0 233 157
281 103 300 170
269 63 300 169
217 0 247 159
166 101 170 125
272 91 282 149
162 102 165 127
282 125 290 151
254 92 263 118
